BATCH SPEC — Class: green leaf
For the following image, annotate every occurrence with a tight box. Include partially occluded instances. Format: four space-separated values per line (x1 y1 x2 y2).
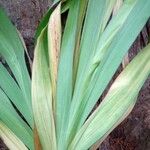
67 0 118 141
73 0 117 84
0 122 28 150
0 89 33 150
55 0 88 149
67 0 150 138
0 8 32 125
69 43 150 150
69 0 115 134
80 0 150 127
72 0 89 87
0 64 32 127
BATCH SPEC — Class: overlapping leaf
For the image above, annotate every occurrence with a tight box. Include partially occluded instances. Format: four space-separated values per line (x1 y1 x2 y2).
32 28 57 150
56 1 88 149
0 88 33 149
67 1 150 141
32 4 61 150
0 122 28 150
69 43 150 150
0 9 33 127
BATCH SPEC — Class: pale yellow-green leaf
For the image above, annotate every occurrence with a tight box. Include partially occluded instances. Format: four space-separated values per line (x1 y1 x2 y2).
90 98 136 150
0 122 28 150
113 0 123 15
32 28 56 150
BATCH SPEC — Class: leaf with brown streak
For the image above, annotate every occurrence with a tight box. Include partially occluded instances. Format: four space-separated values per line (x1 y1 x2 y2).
48 3 61 112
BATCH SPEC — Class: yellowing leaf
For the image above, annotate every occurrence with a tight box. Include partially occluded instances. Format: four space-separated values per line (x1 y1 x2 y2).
48 3 61 111
32 28 56 150
0 122 28 150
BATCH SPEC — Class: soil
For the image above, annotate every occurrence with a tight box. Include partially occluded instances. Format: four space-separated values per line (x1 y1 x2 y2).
0 1 149 150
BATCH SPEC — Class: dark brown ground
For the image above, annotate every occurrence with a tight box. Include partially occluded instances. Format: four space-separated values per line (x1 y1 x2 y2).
0 1 150 150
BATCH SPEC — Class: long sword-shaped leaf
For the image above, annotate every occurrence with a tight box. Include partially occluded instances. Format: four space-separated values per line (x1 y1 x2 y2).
78 0 135 124
73 0 117 90
32 28 56 150
80 0 150 126
68 0 150 136
56 0 88 149
70 43 150 150
0 122 28 150
0 64 32 126
91 1 124 149
67 0 117 140
0 9 32 125
73 0 89 87
0 89 33 149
